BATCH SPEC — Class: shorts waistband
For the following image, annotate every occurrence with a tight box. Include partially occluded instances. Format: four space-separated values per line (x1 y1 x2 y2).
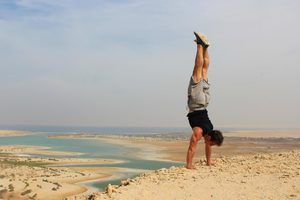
187 109 207 117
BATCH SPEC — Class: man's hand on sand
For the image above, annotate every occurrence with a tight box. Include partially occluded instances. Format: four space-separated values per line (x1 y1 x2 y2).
206 160 215 166
185 165 196 170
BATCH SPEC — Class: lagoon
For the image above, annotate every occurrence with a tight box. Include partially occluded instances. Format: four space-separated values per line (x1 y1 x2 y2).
0 130 184 191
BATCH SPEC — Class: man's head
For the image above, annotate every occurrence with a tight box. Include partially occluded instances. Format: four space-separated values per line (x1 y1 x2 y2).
208 130 224 146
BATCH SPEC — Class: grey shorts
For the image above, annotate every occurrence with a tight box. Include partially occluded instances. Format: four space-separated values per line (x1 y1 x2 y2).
187 77 210 111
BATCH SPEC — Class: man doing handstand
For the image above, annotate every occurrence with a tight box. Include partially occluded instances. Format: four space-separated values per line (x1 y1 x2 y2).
186 32 224 169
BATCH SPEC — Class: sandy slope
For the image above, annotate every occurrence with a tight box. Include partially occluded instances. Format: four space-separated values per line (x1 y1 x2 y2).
82 150 300 200
0 148 119 200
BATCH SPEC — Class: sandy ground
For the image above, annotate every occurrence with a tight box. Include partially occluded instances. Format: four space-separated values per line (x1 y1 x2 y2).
225 130 300 138
86 150 300 200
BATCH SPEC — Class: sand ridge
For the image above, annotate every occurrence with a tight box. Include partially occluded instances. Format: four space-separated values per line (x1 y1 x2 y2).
81 150 300 200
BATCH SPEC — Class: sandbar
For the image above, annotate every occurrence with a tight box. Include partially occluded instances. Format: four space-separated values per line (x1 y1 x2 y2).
0 130 32 137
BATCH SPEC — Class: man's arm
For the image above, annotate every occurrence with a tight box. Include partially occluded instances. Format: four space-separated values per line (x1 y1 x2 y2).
204 134 213 166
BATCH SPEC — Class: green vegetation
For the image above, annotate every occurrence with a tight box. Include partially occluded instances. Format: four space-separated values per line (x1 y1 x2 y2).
48 158 58 161
53 182 61 187
0 159 47 167
52 182 62 190
29 193 37 200
0 152 11 157
21 189 32 196
78 172 86 176
24 182 29 188
8 184 14 192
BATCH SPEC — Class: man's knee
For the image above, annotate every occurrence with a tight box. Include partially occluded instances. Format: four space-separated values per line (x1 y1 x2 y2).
204 57 210 66
190 135 198 146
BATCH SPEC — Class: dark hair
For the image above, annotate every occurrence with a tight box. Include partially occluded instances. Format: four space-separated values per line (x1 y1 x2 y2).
209 130 224 146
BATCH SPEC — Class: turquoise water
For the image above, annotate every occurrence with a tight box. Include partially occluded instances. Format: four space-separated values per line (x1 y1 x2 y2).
0 134 124 158
0 131 183 191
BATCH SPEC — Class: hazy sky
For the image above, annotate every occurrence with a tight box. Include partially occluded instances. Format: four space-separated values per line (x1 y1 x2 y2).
0 0 299 129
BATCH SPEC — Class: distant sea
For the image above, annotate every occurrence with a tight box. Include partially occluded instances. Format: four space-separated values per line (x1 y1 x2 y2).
0 124 192 135
0 124 255 135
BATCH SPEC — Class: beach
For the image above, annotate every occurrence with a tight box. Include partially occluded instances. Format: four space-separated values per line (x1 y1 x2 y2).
1 130 300 200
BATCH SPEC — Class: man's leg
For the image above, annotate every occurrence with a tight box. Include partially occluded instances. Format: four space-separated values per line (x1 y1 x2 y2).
192 45 205 83
202 47 210 82
186 127 203 169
